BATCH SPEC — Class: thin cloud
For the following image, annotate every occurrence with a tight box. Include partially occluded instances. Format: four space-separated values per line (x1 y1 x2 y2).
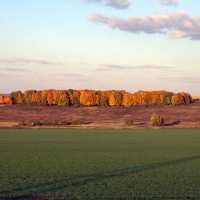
55 73 89 82
1 68 31 72
56 73 84 78
88 11 200 40
161 77 200 83
68 78 89 82
160 0 178 6
97 64 176 71
0 58 62 66
83 0 131 9
57 78 90 82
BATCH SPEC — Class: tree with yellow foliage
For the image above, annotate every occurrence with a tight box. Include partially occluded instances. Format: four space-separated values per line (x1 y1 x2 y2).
109 91 124 106
171 94 184 106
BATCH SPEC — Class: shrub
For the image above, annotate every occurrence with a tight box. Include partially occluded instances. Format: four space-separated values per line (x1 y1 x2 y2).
59 121 71 126
32 121 42 126
150 113 164 126
124 119 134 126
70 120 81 125
19 120 33 127
19 119 83 127
18 121 26 126
40 120 51 126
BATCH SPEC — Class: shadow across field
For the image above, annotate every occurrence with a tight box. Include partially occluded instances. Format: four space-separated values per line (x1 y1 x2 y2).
2 155 200 199
164 121 181 127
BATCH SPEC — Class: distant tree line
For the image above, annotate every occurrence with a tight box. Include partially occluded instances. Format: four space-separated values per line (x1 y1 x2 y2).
0 89 192 106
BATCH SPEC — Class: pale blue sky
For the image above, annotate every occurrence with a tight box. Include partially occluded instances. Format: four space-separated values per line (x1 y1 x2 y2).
0 0 199 94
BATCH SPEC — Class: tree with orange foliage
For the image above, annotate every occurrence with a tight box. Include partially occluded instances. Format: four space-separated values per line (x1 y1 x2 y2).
24 90 47 105
9 89 192 107
52 90 59 105
180 92 192 105
132 94 138 106
171 94 184 106
123 92 133 107
109 91 124 106
134 91 144 106
31 91 37 104
0 96 4 104
47 90 55 105
17 93 23 104
4 96 12 104
40 90 48 105
95 91 100 106
151 91 161 105
135 91 151 106
80 90 99 106
109 93 116 106
143 91 152 106
24 90 37 105
34 91 41 105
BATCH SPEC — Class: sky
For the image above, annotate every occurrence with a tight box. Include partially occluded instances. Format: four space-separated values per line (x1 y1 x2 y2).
0 0 200 95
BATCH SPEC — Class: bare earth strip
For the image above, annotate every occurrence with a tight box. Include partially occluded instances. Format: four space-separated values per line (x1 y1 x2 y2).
0 101 200 129
192 96 200 100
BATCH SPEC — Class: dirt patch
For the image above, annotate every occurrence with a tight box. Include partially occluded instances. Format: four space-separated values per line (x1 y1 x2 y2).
0 121 19 128
0 102 200 129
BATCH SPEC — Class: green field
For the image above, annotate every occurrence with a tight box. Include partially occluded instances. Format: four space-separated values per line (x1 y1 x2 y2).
0 129 200 199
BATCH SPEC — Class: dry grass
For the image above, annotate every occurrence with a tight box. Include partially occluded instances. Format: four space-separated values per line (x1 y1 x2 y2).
0 101 200 129
0 122 19 128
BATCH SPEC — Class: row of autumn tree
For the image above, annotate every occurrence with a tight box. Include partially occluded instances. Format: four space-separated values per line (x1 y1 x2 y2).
0 89 192 107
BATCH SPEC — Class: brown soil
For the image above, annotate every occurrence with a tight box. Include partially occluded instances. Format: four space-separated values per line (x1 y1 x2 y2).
0 101 200 129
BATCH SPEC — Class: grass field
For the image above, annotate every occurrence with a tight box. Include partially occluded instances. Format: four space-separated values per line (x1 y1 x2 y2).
0 129 200 199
